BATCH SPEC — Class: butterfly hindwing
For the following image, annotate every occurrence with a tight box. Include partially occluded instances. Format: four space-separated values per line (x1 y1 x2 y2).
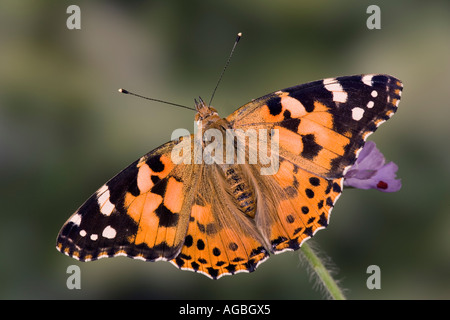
251 158 343 253
171 164 270 279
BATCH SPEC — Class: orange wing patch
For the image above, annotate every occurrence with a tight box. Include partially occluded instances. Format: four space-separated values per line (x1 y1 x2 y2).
123 153 189 259
164 177 184 213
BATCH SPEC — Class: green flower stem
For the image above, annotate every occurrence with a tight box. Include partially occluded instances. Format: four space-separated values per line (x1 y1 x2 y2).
301 243 346 300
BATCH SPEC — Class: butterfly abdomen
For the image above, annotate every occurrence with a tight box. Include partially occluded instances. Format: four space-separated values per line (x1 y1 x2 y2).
223 166 256 218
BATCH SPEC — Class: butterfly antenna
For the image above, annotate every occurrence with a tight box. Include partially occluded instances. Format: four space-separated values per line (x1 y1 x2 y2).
118 88 196 111
208 32 242 107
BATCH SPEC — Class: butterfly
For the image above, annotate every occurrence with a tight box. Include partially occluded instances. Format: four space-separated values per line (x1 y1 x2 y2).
56 74 402 279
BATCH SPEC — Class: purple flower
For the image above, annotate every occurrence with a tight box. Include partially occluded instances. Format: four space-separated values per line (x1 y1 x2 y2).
343 141 401 192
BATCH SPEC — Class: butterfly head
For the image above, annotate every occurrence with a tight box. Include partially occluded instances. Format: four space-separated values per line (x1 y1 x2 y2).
195 97 221 126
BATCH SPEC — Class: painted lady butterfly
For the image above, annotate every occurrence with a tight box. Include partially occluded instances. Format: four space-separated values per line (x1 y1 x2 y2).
56 74 402 279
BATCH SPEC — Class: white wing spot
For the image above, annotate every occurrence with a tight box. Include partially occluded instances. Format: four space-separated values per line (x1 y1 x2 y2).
352 107 365 121
100 200 115 216
97 185 115 216
323 79 348 103
371 90 378 98
332 91 348 103
362 75 373 86
98 184 108 194
90 234 98 241
102 225 117 239
322 78 335 85
79 230 87 237
367 101 374 108
69 213 82 226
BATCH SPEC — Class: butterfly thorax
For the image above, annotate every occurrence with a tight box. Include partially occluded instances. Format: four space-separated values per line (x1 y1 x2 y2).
194 97 257 218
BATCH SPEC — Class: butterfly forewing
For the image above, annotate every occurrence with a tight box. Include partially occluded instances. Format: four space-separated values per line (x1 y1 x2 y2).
227 74 403 178
57 139 197 262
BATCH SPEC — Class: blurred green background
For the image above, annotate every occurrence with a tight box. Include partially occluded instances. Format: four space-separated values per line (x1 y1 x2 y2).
1 0 449 300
